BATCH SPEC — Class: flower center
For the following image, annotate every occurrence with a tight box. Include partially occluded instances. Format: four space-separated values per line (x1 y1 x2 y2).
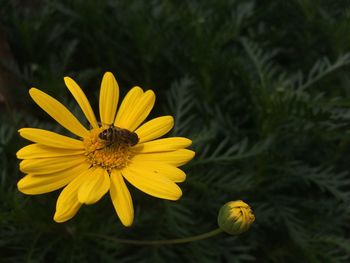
83 127 134 170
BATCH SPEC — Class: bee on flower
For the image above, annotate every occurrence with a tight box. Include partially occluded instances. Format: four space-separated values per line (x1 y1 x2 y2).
17 72 195 226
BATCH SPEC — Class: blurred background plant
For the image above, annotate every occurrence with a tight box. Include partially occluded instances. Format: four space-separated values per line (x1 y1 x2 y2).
1 0 350 262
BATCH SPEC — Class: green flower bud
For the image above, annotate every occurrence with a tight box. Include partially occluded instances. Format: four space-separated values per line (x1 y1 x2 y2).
217 200 255 235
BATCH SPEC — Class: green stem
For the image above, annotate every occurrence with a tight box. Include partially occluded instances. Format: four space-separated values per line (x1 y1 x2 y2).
85 228 223 245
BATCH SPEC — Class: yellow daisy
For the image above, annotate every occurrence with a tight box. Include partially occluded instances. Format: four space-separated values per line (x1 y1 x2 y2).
17 72 195 227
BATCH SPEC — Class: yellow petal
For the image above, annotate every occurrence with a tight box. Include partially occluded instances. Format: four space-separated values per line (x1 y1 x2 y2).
99 72 119 126
129 161 186 182
54 171 88 223
78 167 110 205
110 170 134 227
121 90 155 131
114 86 143 128
134 116 174 143
17 144 84 159
132 137 192 153
17 162 90 195
64 77 98 129
29 88 89 138
132 149 195 167
122 164 182 200
20 155 86 175
19 128 84 149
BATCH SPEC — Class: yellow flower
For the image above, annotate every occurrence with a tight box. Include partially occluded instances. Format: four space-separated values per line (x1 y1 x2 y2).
217 200 255 235
17 72 195 226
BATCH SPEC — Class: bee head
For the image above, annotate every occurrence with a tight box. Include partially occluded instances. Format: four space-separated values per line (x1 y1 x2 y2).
99 128 113 140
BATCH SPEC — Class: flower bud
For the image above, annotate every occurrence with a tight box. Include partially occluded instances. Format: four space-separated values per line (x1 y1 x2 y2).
217 200 255 235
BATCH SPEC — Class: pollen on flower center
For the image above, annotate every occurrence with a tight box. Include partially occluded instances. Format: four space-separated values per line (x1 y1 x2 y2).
83 127 134 170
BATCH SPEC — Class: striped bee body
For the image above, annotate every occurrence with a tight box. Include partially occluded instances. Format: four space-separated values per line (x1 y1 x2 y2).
99 126 139 147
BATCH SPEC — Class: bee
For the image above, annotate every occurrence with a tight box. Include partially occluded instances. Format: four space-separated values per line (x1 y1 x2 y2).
99 126 139 147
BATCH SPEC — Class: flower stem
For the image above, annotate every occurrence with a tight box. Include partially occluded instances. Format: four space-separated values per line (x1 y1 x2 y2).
85 228 223 245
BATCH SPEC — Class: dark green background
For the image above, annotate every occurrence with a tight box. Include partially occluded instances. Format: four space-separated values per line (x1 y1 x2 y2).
1 0 350 262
